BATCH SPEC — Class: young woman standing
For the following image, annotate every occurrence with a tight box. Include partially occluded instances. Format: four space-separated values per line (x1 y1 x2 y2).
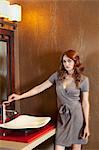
7 50 90 150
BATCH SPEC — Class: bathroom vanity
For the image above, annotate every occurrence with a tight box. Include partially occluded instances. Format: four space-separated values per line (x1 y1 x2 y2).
0 113 55 150
0 124 55 150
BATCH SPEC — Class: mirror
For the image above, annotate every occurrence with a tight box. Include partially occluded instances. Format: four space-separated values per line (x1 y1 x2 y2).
0 41 7 100
0 28 14 106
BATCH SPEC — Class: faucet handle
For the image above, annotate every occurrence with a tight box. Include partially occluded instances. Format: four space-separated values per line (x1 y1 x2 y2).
3 101 10 105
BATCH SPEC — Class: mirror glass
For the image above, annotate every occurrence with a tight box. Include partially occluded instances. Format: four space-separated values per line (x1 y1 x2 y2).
0 41 7 100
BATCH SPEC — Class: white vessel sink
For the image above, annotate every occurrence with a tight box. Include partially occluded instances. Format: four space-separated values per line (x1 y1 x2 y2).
0 115 51 129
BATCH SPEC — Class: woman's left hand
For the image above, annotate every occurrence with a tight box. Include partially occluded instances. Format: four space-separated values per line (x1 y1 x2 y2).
82 126 90 139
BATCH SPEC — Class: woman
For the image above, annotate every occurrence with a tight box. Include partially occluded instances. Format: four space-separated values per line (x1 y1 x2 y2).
8 50 90 150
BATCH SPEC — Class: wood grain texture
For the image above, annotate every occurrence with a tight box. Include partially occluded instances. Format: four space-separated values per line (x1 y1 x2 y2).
10 1 99 149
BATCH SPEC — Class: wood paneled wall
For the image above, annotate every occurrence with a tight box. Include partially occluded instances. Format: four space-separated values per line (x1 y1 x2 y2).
11 0 99 149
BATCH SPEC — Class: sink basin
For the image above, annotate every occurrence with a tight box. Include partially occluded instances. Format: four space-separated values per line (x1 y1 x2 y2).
0 115 51 129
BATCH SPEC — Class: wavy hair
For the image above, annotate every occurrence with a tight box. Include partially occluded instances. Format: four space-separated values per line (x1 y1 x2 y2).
58 50 84 87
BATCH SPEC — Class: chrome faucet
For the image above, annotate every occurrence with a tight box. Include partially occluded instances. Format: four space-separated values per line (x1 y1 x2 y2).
2 102 17 123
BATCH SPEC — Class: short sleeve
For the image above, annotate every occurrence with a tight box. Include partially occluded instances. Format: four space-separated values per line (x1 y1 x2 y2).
80 77 89 92
48 72 58 84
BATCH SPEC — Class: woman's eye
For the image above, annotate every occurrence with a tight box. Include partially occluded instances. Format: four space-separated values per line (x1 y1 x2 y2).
63 59 72 63
68 59 72 63
63 60 66 63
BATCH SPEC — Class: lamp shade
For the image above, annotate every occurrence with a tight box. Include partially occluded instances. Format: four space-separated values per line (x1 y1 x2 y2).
9 4 21 22
0 0 10 18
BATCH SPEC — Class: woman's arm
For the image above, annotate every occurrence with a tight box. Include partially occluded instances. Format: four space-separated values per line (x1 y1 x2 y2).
8 80 53 102
82 91 90 139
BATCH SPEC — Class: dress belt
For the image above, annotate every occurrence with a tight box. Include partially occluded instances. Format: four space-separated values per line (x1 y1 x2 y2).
59 104 70 114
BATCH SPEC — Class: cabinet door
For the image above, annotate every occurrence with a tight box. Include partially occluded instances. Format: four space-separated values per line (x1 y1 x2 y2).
0 29 15 102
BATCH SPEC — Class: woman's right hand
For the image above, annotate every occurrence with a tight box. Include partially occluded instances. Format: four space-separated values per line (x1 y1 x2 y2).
8 93 21 103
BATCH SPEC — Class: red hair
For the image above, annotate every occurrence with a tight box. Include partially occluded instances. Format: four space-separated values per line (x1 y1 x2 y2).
58 49 84 87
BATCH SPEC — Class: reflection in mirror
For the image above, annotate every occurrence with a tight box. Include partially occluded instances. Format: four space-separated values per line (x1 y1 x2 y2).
0 41 7 100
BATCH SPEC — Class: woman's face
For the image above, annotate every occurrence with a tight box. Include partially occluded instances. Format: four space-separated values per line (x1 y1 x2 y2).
63 55 75 72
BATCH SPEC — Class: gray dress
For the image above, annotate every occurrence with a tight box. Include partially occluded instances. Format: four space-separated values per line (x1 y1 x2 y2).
48 72 89 147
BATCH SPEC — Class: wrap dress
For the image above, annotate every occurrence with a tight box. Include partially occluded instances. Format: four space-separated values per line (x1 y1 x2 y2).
48 72 89 147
